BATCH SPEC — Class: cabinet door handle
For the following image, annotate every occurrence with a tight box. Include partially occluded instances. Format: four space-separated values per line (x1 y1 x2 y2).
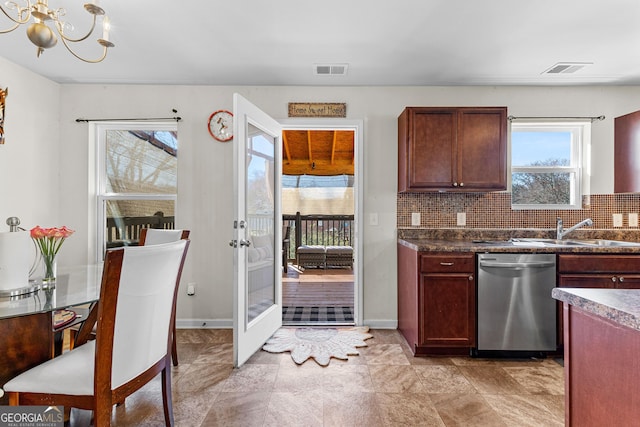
619 276 625 282
468 275 473 281
459 182 464 187
440 262 454 266
612 276 617 282
452 182 458 187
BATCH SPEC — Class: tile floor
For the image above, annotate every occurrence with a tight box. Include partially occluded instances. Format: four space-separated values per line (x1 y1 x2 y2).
70 328 565 426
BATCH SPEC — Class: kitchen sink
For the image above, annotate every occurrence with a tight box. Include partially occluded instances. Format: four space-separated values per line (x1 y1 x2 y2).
509 238 640 247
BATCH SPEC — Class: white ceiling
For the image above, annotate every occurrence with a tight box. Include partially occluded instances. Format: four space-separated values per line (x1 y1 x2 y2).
1 0 639 86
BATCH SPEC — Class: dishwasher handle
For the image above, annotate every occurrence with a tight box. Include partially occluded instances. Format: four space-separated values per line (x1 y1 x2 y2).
479 260 556 269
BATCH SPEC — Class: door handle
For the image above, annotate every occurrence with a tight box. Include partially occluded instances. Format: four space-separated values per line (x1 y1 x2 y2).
229 240 237 248
239 239 251 247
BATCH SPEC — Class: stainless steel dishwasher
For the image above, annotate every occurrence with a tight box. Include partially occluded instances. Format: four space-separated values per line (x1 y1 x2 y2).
475 253 557 356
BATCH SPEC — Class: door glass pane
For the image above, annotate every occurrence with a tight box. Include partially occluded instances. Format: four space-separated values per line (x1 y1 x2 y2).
105 130 177 193
246 123 275 323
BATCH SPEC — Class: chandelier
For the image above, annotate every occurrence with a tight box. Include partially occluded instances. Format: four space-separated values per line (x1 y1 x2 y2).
0 0 114 63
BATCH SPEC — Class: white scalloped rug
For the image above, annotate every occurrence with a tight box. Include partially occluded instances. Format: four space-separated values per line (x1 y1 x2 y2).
262 326 373 366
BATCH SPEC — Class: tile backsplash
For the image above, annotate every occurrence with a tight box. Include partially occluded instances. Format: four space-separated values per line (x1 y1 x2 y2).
397 192 640 230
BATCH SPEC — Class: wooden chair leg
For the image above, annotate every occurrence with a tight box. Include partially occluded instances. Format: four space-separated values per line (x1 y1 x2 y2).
161 366 174 426
171 320 178 366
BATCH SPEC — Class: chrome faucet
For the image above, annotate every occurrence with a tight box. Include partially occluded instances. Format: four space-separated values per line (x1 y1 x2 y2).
556 217 593 240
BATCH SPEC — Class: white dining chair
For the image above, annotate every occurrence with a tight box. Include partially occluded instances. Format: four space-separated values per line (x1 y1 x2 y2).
139 228 190 366
4 239 190 427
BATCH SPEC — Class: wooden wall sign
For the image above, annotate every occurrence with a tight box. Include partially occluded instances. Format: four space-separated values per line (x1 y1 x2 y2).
288 102 346 118
0 87 7 145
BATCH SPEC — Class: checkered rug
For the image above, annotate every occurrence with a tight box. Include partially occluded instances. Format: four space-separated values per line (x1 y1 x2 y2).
282 306 354 323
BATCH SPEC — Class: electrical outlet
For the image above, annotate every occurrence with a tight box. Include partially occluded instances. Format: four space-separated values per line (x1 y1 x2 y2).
457 212 466 226
411 212 421 227
369 213 378 226
613 213 623 227
630 213 639 227
187 283 196 296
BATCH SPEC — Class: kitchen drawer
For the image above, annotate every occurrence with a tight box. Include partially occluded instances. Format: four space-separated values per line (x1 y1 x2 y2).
420 253 474 273
558 254 640 273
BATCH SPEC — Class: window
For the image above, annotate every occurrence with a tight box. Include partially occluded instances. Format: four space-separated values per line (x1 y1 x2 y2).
511 121 590 210
95 122 178 261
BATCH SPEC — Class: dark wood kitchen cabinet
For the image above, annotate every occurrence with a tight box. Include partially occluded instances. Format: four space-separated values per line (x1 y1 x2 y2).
398 106 507 192
398 244 475 355
557 254 640 289
615 110 640 193
557 253 640 346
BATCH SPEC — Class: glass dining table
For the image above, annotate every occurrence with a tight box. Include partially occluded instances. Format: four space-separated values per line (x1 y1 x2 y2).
0 264 103 404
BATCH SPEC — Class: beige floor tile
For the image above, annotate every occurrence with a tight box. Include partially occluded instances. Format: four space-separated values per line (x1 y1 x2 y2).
414 365 478 394
202 391 271 427
430 393 508 426
375 392 445 426
273 361 326 392
223 363 279 392
322 391 383 426
503 366 565 395
483 394 565 427
369 364 426 393
263 391 324 426
458 366 530 395
69 329 566 427
322 364 375 393
363 343 411 365
191 342 234 365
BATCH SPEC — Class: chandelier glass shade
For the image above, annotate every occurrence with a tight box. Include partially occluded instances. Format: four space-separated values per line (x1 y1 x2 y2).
0 0 114 63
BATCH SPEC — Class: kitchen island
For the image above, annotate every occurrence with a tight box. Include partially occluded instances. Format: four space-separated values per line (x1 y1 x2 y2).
552 287 640 426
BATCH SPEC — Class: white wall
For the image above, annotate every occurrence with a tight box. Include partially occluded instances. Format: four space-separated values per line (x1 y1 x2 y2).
0 57 60 237
5 63 640 328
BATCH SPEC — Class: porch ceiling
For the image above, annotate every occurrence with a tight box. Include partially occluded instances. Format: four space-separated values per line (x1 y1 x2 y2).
282 130 354 176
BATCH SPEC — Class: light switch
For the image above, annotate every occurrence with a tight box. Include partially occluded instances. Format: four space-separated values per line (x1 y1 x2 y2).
630 213 639 227
613 213 623 227
411 212 421 227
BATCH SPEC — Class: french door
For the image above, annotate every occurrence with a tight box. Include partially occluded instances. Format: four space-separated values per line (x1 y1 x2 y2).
232 94 283 367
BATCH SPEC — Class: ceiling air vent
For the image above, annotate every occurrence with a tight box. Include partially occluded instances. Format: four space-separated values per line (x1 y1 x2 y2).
542 62 592 74
314 64 348 76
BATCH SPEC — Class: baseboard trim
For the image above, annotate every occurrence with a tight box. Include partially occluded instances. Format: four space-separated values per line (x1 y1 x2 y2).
176 318 232 329
362 319 398 329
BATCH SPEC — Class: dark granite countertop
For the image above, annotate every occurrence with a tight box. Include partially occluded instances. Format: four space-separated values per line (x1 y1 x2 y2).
552 288 640 332
397 228 640 254
397 238 640 253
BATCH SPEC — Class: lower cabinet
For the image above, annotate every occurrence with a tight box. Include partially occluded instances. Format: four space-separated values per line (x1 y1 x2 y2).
398 245 475 356
557 253 640 346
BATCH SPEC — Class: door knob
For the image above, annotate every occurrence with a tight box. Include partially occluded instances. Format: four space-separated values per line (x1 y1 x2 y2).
239 239 251 247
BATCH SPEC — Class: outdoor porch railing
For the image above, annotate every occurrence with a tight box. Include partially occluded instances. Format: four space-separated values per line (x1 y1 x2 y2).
283 212 354 261
106 213 175 247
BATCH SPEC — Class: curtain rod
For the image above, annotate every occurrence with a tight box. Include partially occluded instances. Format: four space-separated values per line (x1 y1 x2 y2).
76 108 181 123
508 115 605 122
76 116 181 123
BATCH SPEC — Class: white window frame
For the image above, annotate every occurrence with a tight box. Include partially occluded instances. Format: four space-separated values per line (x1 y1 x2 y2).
93 121 178 262
510 120 591 210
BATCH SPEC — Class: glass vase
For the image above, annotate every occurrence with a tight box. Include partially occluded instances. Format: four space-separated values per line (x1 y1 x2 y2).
42 253 57 287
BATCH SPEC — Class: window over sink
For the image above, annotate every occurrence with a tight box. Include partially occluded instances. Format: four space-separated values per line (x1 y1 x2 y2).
510 120 590 210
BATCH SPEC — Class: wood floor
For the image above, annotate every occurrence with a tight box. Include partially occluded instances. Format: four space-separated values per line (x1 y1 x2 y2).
282 266 354 308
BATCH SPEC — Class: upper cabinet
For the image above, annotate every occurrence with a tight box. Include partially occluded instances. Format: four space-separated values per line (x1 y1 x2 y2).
615 110 640 193
398 107 507 192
